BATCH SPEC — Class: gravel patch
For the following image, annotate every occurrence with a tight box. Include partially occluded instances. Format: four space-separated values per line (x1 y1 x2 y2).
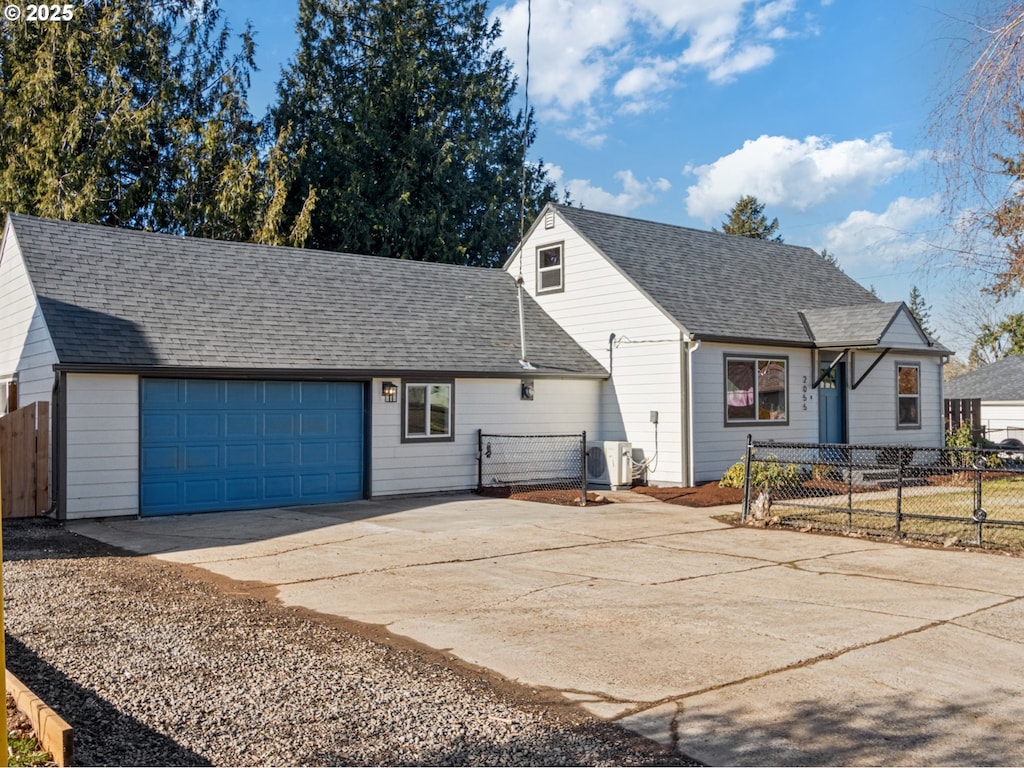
3 519 697 766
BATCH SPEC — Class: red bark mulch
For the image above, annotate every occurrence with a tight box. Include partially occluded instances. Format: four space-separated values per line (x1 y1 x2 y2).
632 483 744 507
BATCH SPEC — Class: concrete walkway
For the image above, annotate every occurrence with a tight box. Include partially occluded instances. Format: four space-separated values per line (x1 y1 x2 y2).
71 493 1024 766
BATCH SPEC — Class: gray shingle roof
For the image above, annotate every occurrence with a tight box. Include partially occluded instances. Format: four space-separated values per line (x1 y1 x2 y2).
7 214 606 376
554 204 886 345
945 356 1024 401
800 302 910 347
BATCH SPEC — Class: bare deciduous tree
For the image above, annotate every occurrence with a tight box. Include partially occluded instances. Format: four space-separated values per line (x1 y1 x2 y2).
930 3 1024 292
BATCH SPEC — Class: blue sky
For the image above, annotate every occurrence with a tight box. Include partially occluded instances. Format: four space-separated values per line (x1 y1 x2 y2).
219 0 994 355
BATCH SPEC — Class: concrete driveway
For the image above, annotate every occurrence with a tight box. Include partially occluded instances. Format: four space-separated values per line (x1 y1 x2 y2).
71 493 1024 766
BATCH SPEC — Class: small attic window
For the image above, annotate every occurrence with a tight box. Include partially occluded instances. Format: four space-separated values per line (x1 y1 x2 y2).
537 243 564 293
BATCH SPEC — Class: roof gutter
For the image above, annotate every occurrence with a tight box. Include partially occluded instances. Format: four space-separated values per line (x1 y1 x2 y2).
51 363 608 380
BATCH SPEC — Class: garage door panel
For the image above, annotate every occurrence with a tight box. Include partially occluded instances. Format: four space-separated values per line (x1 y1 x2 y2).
225 380 259 404
301 413 331 435
226 413 258 437
143 413 179 440
184 478 219 504
186 380 220 403
142 445 178 471
142 481 178 508
140 379 364 515
225 444 258 468
300 442 330 464
265 381 297 405
184 445 219 469
184 413 219 438
143 379 181 405
301 382 331 405
265 442 295 465
225 477 259 502
300 473 330 495
265 413 296 436
264 475 297 498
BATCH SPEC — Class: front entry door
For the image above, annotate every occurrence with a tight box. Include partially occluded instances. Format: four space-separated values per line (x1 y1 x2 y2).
818 362 847 444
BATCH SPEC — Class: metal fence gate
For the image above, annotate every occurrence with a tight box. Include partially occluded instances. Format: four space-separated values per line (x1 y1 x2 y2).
477 430 587 506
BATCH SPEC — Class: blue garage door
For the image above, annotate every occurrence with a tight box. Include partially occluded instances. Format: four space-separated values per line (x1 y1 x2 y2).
141 379 364 515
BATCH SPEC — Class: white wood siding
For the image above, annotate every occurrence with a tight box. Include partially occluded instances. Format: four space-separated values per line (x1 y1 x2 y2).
507 214 685 484
879 309 930 348
0 227 58 406
847 353 944 447
64 374 139 519
371 377 601 496
690 343 817 482
975 402 1024 441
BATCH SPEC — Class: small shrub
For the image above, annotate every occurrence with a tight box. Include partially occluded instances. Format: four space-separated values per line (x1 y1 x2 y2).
811 462 838 481
720 455 800 490
945 423 978 468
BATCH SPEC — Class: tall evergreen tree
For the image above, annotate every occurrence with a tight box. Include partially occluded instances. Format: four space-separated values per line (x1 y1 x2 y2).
820 248 839 267
717 195 784 242
272 0 557 265
0 0 310 243
908 285 933 335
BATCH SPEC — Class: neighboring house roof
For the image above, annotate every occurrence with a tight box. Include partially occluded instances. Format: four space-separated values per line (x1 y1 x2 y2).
945 356 1024 401
551 204 938 349
4 214 606 377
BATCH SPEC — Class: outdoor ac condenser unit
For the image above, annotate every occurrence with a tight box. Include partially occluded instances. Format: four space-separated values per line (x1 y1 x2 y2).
585 441 633 490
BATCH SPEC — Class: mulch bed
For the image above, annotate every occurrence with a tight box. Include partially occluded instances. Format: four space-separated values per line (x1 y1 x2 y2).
477 482 745 508
632 483 743 507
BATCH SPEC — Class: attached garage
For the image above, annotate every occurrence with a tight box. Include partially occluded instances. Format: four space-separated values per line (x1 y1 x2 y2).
2 214 608 520
140 379 365 515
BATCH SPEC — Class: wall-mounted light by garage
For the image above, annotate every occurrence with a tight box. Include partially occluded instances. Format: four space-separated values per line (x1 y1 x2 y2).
381 381 398 403
521 379 534 401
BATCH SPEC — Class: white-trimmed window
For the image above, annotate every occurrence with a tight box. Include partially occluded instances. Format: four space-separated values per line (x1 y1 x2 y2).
1 376 17 414
725 356 788 425
536 243 564 293
403 382 453 442
897 363 920 428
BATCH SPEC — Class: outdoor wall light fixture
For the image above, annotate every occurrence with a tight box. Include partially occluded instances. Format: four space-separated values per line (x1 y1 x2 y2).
521 379 534 401
382 381 398 403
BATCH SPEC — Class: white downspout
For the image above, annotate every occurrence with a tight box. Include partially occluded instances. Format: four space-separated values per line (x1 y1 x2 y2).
517 276 536 370
684 335 701 486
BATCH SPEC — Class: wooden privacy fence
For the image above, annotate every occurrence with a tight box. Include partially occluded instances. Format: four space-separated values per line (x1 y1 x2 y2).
0 402 49 518
945 398 983 440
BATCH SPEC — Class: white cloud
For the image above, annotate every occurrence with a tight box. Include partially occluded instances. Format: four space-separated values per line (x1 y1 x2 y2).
491 0 809 137
548 166 672 213
684 133 929 222
822 196 941 268
753 0 796 31
707 44 776 82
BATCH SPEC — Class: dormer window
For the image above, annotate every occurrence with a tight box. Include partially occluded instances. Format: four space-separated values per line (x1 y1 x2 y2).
537 243 564 293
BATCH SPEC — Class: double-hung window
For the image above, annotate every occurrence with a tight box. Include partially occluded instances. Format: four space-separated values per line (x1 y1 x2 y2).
403 382 454 442
897 363 920 428
536 243 564 293
725 356 788 425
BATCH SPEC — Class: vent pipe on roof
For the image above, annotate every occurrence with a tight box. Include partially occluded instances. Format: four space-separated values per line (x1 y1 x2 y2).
517 277 536 370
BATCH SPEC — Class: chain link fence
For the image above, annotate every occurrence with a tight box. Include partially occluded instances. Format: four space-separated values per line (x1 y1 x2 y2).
741 438 1024 551
477 430 587 506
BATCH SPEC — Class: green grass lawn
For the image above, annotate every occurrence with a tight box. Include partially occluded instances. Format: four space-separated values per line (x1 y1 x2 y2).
771 476 1024 552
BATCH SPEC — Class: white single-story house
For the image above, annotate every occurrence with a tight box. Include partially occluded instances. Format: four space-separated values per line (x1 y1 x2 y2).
0 205 949 519
945 355 1024 441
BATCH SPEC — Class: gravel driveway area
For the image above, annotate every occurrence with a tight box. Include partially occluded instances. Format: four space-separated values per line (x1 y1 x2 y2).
2 519 692 767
